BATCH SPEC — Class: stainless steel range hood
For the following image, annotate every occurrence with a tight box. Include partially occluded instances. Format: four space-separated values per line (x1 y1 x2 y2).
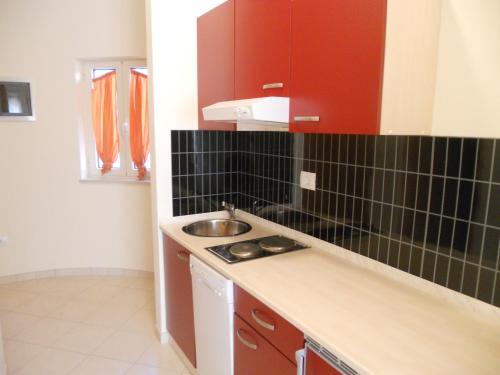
202 97 290 126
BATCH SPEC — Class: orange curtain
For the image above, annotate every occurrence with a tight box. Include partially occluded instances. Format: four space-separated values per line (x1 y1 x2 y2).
129 70 150 180
91 71 119 174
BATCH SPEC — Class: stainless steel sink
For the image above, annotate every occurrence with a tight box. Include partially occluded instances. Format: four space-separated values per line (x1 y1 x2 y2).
182 219 252 237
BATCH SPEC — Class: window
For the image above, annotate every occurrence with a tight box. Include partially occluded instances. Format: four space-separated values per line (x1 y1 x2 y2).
0 80 36 122
79 60 150 181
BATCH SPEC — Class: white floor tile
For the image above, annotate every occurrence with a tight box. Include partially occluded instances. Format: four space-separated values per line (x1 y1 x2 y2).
136 343 185 372
74 284 123 304
107 289 154 309
0 311 40 339
51 324 114 354
3 340 48 374
126 364 181 375
70 356 132 375
0 290 37 311
13 294 67 317
92 331 155 362
13 317 76 346
15 347 85 375
82 304 138 329
118 309 156 337
46 300 100 322
1 276 183 375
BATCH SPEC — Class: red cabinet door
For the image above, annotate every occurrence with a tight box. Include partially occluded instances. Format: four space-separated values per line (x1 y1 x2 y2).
235 0 291 99
306 350 342 375
289 0 387 134
234 314 297 375
163 235 196 367
197 0 236 130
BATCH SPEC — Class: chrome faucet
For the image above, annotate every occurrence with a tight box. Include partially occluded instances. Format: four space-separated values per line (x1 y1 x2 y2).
221 201 236 219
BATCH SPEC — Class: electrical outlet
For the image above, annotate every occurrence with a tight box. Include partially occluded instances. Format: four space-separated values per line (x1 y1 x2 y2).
0 236 8 246
300 171 316 191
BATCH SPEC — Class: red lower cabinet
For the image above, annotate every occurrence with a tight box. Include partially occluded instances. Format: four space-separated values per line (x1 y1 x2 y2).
305 350 342 375
234 314 297 375
163 235 196 367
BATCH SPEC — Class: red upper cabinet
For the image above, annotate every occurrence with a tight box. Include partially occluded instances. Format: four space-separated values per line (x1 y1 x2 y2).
163 235 197 367
305 350 342 375
235 0 291 99
289 0 387 134
197 0 235 130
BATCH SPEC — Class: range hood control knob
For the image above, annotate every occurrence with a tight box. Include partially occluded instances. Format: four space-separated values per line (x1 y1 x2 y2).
235 106 250 118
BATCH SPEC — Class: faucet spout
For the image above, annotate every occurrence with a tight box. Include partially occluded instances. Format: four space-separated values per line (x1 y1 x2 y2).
221 201 236 219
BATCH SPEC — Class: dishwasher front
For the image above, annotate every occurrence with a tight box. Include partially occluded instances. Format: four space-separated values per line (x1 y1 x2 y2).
190 255 234 375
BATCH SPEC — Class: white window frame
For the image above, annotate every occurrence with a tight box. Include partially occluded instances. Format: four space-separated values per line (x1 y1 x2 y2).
78 59 149 182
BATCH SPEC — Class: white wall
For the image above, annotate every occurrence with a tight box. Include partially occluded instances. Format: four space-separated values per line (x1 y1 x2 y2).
146 0 226 340
0 0 153 276
432 0 500 137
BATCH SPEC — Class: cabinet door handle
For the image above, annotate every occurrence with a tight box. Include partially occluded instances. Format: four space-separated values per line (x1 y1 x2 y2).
262 82 284 90
251 309 276 331
176 251 190 262
294 116 320 122
236 328 258 350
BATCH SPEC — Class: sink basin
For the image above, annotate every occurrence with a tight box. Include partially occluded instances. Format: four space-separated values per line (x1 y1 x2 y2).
182 219 252 237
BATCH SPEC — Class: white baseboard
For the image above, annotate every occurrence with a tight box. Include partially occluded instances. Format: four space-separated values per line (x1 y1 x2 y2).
0 267 153 284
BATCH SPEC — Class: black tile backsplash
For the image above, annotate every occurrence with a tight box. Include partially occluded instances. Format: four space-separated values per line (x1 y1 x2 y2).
171 131 500 307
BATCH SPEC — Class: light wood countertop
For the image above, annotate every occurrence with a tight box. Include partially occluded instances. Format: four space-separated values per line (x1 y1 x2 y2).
161 212 500 375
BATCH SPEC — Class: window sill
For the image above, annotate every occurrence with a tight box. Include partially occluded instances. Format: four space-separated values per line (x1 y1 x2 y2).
80 176 150 184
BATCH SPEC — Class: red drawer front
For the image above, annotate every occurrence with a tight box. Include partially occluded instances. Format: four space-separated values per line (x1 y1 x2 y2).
306 350 342 375
234 285 304 363
163 235 197 367
234 314 296 375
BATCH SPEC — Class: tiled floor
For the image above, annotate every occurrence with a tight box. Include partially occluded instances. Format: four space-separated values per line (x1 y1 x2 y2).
0 275 189 375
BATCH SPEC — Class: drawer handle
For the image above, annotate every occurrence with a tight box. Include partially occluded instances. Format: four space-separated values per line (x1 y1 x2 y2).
176 251 190 262
262 82 284 90
236 328 258 350
251 309 276 331
294 116 320 123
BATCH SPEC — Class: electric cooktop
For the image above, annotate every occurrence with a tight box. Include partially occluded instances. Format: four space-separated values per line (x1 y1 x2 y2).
205 235 309 264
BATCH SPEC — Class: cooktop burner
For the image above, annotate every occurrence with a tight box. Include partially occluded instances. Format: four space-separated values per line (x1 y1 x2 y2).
206 235 309 264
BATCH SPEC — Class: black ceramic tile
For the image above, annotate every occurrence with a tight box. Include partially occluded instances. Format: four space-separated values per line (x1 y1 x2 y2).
461 138 478 180
426 214 440 251
448 259 464 292
481 228 499 269
419 137 433 174
399 243 411 271
433 138 447 176
471 182 489 223
375 136 386 168
416 175 430 211
493 140 500 183
446 138 462 177
171 130 500 308
477 268 495 303
462 264 479 297
435 255 449 286
475 139 494 181
410 246 423 276
429 177 444 214
456 181 473 220
442 179 458 217
407 137 420 173
422 250 436 281
487 184 500 227
396 136 408 171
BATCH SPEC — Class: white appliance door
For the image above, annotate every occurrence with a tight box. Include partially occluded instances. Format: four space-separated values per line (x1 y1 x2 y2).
191 256 234 375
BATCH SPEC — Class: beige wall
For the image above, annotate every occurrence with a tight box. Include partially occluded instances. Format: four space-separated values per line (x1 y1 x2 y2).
432 0 500 137
147 0 227 340
0 0 153 276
